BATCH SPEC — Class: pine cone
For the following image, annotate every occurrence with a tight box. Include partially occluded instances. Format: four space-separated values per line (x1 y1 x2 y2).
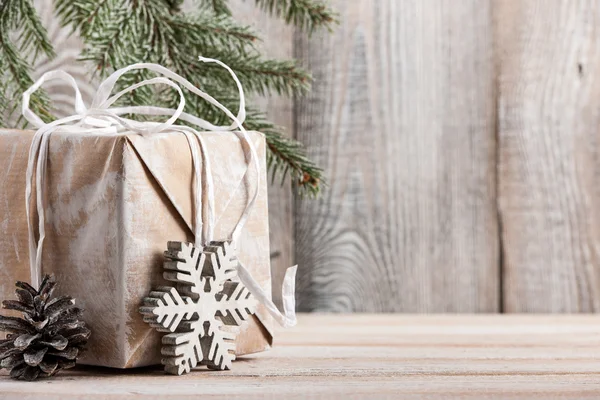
0 274 91 381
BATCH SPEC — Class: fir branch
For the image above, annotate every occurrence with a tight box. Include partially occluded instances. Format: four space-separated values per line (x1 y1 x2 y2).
198 50 311 96
175 90 322 197
77 3 136 74
245 109 323 197
53 0 328 195
169 49 310 97
254 0 337 32
0 0 54 127
13 0 54 58
66 1 309 97
1 0 330 193
170 13 259 55
168 14 310 99
55 0 113 40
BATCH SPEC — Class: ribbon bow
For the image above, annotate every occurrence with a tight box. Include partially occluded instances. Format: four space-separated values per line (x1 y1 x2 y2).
22 57 297 328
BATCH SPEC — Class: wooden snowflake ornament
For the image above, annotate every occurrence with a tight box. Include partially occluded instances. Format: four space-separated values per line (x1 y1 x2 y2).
140 241 257 375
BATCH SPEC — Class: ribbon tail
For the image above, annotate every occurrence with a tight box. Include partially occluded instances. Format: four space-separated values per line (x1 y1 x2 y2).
280 265 298 327
237 262 297 328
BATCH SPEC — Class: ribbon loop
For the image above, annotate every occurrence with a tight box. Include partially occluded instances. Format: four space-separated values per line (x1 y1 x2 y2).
22 57 296 328
23 70 87 128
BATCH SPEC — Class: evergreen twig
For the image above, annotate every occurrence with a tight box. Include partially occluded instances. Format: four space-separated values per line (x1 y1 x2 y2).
1 0 335 195
244 108 323 197
0 0 54 127
175 90 323 197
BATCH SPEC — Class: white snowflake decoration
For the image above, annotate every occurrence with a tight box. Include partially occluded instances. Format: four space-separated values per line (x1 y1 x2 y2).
140 240 257 375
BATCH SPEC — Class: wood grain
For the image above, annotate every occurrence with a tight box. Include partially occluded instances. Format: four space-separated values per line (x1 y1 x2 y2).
497 0 600 312
294 0 499 312
2 314 600 399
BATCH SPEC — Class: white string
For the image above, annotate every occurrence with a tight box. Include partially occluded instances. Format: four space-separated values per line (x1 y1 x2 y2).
238 262 297 328
22 57 296 327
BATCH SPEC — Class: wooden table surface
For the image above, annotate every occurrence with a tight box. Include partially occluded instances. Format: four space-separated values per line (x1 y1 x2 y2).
1 314 600 399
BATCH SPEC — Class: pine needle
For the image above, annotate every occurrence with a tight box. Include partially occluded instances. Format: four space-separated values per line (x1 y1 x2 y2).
254 0 338 32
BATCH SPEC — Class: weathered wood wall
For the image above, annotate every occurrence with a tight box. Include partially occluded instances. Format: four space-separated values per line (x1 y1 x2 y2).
29 0 600 313
497 0 600 312
294 0 499 312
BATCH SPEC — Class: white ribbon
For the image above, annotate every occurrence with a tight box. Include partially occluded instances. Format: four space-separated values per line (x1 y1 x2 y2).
22 57 296 328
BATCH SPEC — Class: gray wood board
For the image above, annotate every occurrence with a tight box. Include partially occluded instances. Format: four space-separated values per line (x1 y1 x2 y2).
294 0 499 312
497 0 600 312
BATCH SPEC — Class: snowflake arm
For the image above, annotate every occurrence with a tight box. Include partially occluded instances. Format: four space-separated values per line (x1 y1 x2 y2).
204 327 236 370
140 287 197 332
216 281 255 326
162 323 204 375
202 241 238 294
164 242 204 295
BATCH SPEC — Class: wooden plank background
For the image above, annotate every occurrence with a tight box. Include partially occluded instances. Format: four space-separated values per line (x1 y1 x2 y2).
294 0 499 312
497 0 600 312
23 0 600 313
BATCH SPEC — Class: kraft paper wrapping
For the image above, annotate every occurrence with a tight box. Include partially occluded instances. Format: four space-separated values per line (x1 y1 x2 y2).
0 128 273 368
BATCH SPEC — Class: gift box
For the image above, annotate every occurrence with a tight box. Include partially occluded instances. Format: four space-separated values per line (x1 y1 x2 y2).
0 127 273 368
